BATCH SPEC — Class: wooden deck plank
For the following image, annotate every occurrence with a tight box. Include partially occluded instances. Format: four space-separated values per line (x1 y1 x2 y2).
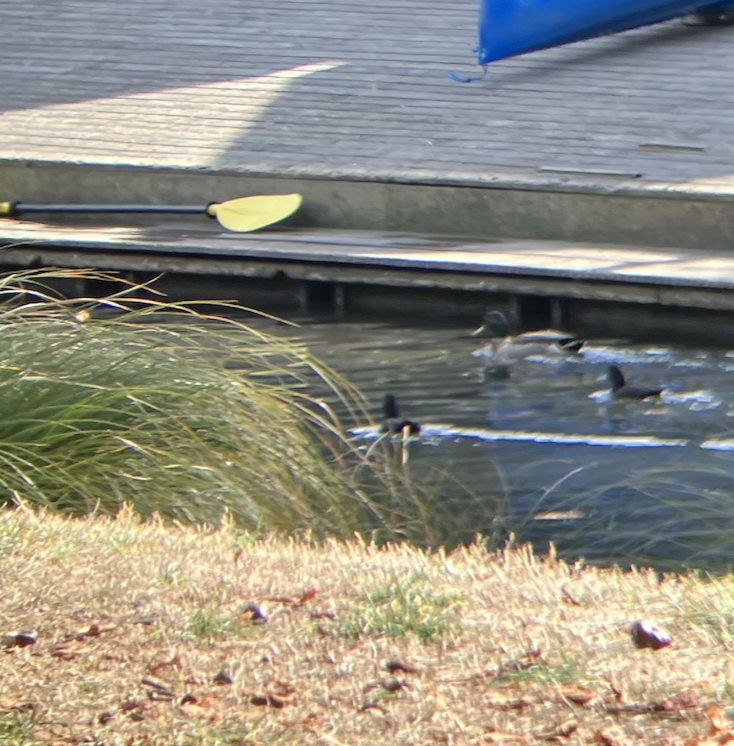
1 0 734 190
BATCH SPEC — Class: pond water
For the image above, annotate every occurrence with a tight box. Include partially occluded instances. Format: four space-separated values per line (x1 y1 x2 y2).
250 315 734 572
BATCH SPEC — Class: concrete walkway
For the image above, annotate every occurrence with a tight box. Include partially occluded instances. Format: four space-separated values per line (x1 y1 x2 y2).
1 0 734 301
2 0 734 189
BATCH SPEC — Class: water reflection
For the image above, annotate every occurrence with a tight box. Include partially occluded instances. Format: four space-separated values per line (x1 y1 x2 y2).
252 316 734 572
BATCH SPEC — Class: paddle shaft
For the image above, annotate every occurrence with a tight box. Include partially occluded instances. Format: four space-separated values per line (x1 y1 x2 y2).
5 203 211 216
0 193 303 232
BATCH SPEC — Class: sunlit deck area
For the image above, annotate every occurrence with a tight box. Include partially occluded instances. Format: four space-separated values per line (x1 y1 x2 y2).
1 0 734 306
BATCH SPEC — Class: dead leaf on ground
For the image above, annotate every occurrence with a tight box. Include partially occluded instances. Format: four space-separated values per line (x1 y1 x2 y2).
604 703 654 716
141 678 175 700
249 692 287 708
357 701 388 714
381 679 410 693
180 697 221 723
484 730 529 743
212 670 233 685
559 684 595 706
32 729 55 740
272 681 296 697
484 693 537 710
498 648 545 675
534 511 583 521
593 730 626 745
537 718 578 740
309 610 335 620
0 697 35 712
686 729 734 746
385 660 421 674
50 643 91 661
2 630 37 649
74 622 116 640
267 694 286 708
242 604 268 623
148 654 182 675
688 705 734 743
630 620 671 650
708 705 728 734
265 589 318 607
604 676 626 703
121 699 152 721
298 589 318 604
363 678 410 694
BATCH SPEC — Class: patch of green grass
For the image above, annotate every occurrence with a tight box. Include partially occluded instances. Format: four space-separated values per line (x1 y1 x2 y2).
0 708 42 746
499 651 581 686
190 607 234 641
341 571 461 641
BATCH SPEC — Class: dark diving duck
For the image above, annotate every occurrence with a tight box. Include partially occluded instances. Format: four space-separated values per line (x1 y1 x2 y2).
380 394 422 436
608 365 663 400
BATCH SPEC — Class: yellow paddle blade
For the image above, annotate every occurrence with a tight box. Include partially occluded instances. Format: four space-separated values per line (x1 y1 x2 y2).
208 193 302 232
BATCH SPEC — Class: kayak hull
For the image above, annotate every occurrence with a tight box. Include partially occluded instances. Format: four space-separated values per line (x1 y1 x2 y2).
479 0 734 64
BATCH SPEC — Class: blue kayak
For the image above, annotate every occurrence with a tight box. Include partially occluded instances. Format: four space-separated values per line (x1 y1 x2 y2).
479 0 734 64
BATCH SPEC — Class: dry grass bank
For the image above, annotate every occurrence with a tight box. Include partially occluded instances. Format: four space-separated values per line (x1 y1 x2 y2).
2 507 734 746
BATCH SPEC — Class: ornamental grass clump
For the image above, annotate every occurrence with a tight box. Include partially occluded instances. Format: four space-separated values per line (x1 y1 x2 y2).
0 268 366 532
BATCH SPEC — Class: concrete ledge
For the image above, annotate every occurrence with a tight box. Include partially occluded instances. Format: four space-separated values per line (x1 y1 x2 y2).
3 220 734 309
3 159 734 252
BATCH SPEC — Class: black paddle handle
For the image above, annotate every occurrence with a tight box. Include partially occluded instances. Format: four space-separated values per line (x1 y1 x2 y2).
4 202 208 216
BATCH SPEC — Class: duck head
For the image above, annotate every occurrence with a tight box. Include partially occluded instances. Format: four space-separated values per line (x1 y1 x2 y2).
472 310 509 338
384 394 401 420
381 394 422 436
608 364 626 392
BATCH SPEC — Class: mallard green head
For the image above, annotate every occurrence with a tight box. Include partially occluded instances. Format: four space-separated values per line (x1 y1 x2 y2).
473 310 509 338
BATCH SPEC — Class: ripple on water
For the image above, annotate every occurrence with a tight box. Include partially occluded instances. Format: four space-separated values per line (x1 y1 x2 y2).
579 345 673 364
662 390 722 410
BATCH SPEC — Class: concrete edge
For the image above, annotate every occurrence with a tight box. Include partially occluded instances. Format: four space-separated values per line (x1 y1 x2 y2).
2 236 734 313
2 158 734 251
4 156 734 201
0 229 733 294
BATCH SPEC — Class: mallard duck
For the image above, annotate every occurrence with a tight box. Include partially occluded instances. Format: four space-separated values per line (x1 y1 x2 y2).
608 365 663 400
380 394 421 436
472 310 584 364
